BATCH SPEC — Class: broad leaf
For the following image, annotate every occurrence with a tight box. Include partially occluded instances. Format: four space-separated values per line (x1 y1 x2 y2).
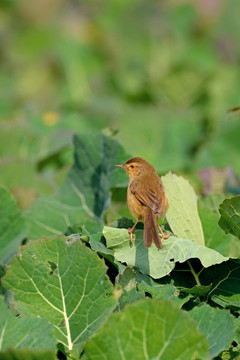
180 284 213 297
199 207 232 256
201 259 240 308
0 296 56 351
115 267 145 311
199 195 240 258
0 349 56 360
219 196 240 239
189 305 234 357
2 236 117 356
162 172 205 245
137 272 190 308
25 133 129 239
84 299 209 360
103 226 227 279
84 229 125 272
0 186 27 264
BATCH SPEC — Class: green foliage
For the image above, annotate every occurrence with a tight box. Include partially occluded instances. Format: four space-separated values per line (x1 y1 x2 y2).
1 131 240 359
189 305 234 358
162 172 205 245
219 196 240 239
0 296 56 352
1 0 240 358
0 186 27 264
103 226 227 279
3 237 117 357
84 299 209 360
0 349 56 360
24 133 129 239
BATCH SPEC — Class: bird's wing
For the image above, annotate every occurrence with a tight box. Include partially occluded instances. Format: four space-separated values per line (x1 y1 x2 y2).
130 180 165 216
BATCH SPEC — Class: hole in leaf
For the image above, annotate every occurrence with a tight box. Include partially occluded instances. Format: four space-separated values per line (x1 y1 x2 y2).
170 258 174 262
48 261 57 275
145 292 152 298
57 349 67 360
21 237 28 245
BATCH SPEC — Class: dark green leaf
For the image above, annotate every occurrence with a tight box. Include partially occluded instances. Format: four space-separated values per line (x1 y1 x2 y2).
25 133 130 239
0 186 27 264
0 296 56 351
0 349 56 360
219 196 240 239
115 267 145 311
201 259 240 308
189 305 234 357
137 272 190 307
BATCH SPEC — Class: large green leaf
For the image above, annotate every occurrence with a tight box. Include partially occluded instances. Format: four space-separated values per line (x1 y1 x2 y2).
25 133 129 239
84 299 209 360
199 195 240 258
162 172 205 245
2 236 117 356
0 296 56 351
199 207 232 256
0 349 56 360
201 259 240 308
103 226 227 279
189 305 234 358
219 196 240 239
136 272 190 308
0 186 27 264
114 267 145 311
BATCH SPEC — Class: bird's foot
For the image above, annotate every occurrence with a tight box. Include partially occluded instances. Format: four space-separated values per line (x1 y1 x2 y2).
128 227 134 244
157 224 171 243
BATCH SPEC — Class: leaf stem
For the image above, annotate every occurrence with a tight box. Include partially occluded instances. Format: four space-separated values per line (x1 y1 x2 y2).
187 260 201 286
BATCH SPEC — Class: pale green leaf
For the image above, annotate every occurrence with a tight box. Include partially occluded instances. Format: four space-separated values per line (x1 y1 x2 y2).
0 186 27 264
84 299 209 360
0 296 56 351
2 237 117 356
189 305 234 357
162 172 205 245
103 226 227 279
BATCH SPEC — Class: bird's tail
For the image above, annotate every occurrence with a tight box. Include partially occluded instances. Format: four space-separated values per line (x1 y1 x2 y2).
144 208 162 249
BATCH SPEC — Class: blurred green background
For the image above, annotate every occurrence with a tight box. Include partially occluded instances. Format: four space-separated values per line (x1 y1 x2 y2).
1 0 240 209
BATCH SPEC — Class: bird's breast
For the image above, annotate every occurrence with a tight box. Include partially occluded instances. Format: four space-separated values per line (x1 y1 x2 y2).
127 186 144 220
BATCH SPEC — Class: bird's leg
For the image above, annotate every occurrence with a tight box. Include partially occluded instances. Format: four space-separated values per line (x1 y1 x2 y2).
157 224 171 243
128 221 139 244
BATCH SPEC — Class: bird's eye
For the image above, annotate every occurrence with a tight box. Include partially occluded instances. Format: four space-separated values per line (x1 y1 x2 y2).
130 164 134 169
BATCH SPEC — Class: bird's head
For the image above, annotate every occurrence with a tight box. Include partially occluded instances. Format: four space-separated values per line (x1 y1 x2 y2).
115 157 150 179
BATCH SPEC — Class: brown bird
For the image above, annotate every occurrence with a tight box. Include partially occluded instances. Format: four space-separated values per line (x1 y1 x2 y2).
115 157 170 249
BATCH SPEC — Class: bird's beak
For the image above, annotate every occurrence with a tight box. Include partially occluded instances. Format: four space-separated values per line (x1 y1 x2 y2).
115 164 125 168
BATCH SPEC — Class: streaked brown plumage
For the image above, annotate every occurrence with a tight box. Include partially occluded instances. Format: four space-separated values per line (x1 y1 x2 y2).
115 157 170 249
